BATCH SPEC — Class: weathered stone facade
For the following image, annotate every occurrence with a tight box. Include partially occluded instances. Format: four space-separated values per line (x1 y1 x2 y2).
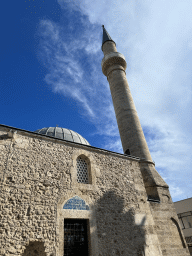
0 125 189 255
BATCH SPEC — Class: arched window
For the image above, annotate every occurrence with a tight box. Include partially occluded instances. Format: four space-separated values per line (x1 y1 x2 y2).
170 217 186 248
76 156 89 184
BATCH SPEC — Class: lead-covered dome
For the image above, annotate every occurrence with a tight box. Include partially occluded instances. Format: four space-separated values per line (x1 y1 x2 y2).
34 127 90 145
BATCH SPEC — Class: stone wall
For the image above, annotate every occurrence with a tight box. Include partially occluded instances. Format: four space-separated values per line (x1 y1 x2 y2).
0 126 189 255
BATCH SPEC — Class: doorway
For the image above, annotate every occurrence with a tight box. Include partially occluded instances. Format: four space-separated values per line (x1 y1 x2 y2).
64 219 89 256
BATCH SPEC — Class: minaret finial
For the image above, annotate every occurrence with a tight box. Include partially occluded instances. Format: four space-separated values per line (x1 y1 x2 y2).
102 25 116 49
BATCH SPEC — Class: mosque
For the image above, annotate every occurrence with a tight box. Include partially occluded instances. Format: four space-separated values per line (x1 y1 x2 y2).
0 26 190 256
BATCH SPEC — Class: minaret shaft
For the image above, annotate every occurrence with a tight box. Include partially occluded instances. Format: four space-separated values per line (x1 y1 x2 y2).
108 69 152 161
102 39 152 161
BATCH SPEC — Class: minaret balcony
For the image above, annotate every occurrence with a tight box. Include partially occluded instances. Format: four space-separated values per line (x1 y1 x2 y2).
101 52 127 77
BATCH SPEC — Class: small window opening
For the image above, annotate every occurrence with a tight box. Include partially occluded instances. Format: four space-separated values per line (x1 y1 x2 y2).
146 187 160 203
125 149 130 155
77 157 89 184
147 195 160 203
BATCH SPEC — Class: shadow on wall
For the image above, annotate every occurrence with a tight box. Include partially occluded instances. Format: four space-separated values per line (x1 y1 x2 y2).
95 189 146 256
22 189 146 256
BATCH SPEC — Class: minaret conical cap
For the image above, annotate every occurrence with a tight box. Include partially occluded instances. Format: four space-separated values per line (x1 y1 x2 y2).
102 25 116 50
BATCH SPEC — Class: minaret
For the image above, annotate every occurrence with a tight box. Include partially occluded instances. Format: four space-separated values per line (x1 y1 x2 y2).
101 25 168 200
101 25 152 161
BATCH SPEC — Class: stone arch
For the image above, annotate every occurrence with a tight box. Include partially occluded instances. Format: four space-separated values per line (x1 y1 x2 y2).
170 217 186 248
56 192 99 255
22 241 46 256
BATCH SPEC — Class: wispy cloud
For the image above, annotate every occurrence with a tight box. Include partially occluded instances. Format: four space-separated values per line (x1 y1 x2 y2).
37 0 192 201
37 17 120 139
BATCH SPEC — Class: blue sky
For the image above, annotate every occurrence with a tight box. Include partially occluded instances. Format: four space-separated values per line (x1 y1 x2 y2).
1 0 192 202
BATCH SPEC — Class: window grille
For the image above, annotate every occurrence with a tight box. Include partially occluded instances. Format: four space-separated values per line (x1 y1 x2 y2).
186 236 192 244
64 219 89 256
178 211 192 229
77 157 89 184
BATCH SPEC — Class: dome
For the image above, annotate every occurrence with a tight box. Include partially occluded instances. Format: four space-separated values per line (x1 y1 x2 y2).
34 127 90 146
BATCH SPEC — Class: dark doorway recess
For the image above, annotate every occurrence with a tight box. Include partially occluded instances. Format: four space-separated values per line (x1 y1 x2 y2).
64 219 89 256
22 241 46 256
